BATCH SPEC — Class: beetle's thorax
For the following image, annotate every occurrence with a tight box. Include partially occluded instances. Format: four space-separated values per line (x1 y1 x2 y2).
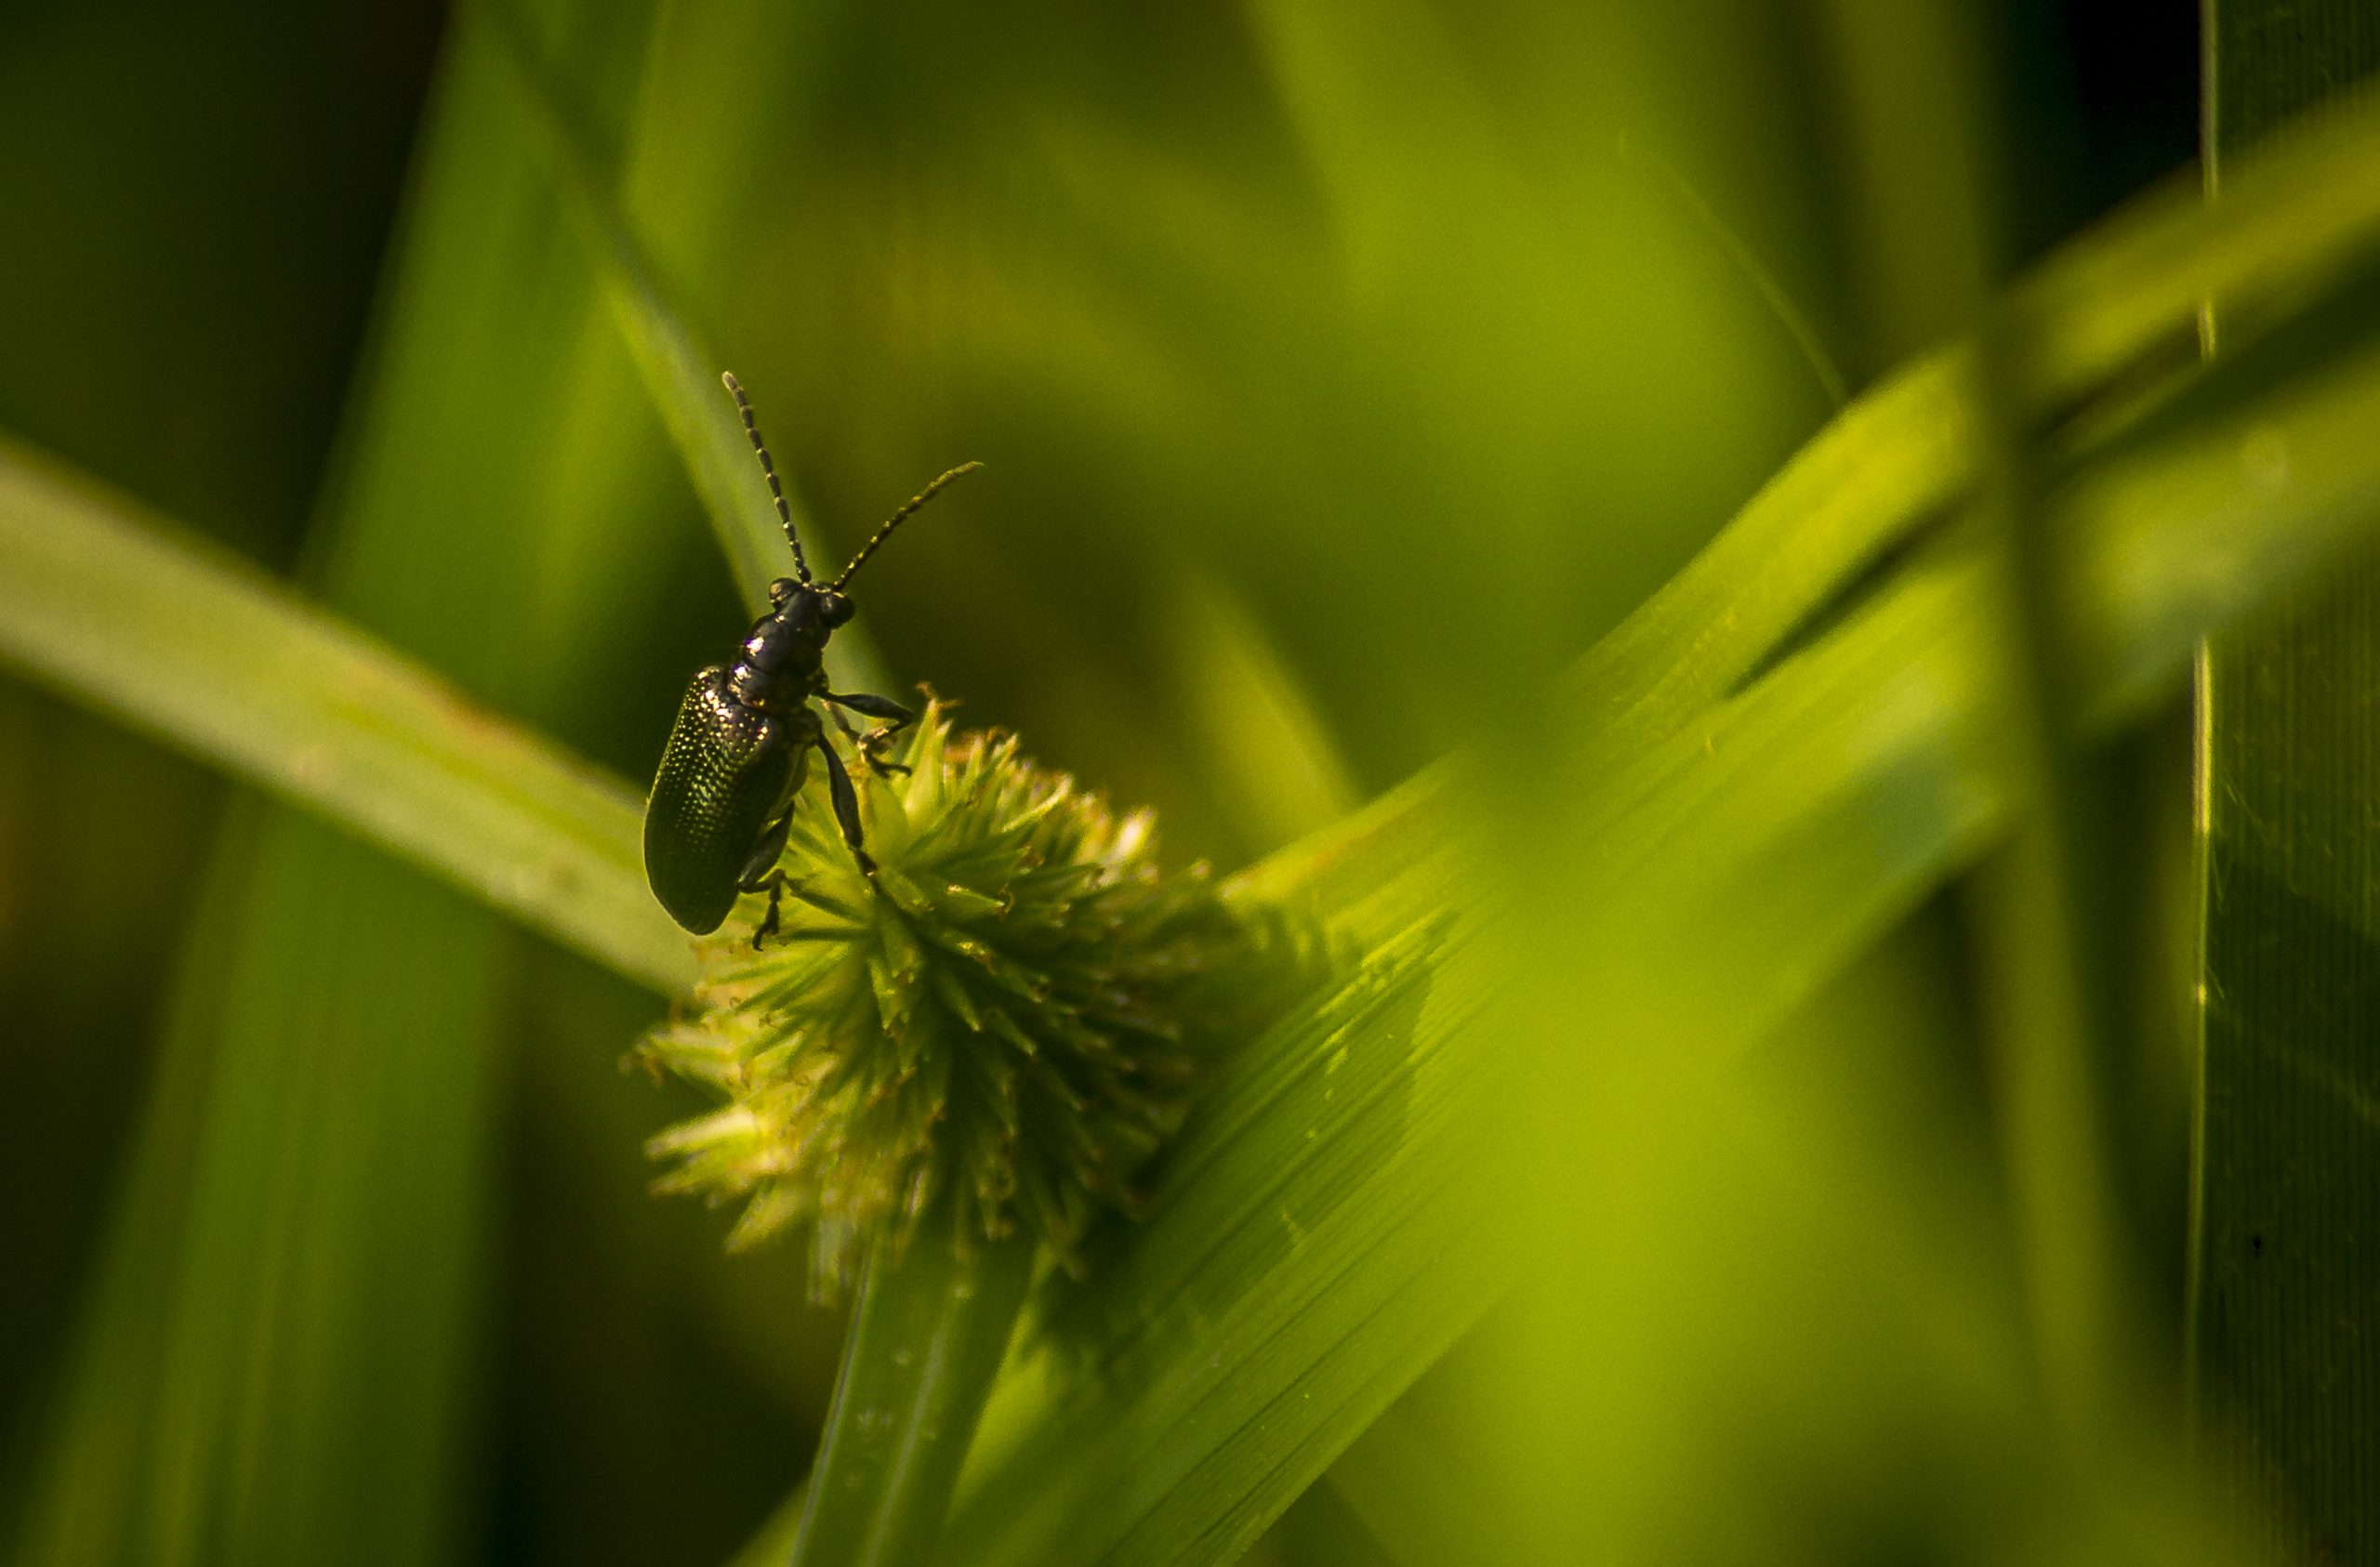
727 587 838 711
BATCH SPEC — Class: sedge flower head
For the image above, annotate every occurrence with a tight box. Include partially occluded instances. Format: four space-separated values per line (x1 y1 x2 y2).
638 699 1291 1295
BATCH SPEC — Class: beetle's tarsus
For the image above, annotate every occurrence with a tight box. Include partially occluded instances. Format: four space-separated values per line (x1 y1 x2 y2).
860 731 911 778
748 870 794 949
826 691 916 777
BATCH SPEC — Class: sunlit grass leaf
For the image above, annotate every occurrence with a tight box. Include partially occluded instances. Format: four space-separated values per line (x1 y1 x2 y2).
0 433 688 995
929 105 2380 1567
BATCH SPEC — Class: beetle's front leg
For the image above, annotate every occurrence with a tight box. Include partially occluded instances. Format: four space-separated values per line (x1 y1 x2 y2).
816 736 878 876
825 691 915 777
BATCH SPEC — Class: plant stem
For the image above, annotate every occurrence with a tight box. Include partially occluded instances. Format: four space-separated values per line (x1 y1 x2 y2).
789 1228 1036 1567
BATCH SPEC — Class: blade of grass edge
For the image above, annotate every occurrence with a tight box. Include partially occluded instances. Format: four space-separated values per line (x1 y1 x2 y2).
468 0 795 616
473 0 897 698
0 434 692 995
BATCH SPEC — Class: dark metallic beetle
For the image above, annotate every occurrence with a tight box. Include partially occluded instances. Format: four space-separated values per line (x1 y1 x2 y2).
644 372 978 944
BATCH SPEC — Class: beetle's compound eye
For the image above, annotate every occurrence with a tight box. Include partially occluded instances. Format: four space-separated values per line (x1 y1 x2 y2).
767 577 801 606
818 591 855 626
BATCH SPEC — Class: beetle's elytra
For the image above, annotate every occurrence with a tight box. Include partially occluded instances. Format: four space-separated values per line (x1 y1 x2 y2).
643 371 979 946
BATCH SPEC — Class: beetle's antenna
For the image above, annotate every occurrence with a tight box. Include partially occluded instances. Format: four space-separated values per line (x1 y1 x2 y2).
830 462 983 590
722 371 810 584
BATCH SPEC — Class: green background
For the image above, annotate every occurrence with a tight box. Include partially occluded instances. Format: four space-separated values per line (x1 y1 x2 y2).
14 1 2370 1564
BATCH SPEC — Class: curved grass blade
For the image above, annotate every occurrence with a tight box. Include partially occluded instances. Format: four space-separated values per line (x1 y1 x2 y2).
932 107 2380 1567
468 0 797 616
0 432 692 995
476 0 897 699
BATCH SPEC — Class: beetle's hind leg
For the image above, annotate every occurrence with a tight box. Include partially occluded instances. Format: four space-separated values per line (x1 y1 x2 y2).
816 737 879 877
826 691 915 777
737 810 799 948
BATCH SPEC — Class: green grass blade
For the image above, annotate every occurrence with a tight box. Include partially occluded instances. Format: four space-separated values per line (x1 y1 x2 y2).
935 105 2380 1565
787 1232 1036 1567
2194 565 2380 1561
471 0 792 616
2189 3 2380 1558
476 0 895 696
3 33 2379 1564
11 803 522 1567
0 432 691 995
7 8 712 1562
1 6 2367 1029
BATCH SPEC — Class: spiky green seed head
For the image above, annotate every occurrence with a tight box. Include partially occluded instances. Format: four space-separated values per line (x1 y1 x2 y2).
638 699 1289 1296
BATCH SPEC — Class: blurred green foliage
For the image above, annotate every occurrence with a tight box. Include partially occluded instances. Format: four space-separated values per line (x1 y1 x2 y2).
7 0 2372 1565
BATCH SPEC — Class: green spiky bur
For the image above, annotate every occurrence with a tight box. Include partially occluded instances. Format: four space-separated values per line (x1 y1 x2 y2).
639 700 1298 1294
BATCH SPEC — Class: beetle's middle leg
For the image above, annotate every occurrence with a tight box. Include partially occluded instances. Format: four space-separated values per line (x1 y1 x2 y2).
825 691 915 777
816 736 878 877
737 810 798 948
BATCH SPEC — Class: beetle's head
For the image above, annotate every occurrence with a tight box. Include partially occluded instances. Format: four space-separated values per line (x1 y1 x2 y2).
773 583 853 636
